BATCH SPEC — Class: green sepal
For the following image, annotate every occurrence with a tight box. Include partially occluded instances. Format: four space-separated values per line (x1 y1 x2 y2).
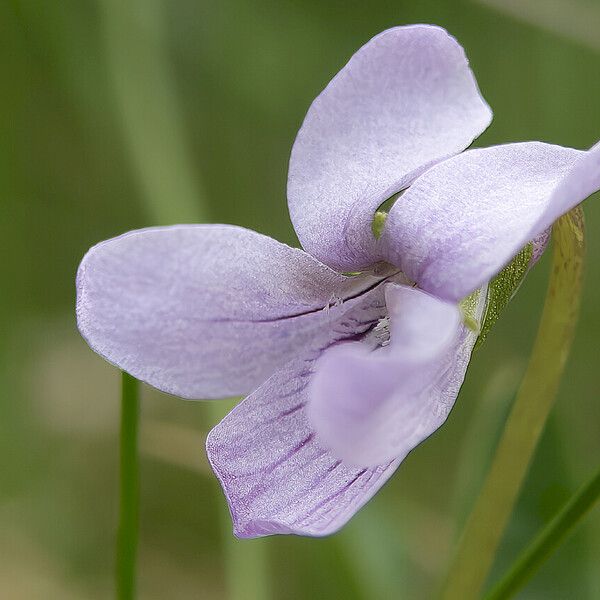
474 242 533 350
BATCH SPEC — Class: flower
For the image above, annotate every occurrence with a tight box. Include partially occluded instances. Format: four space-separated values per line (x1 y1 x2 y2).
76 24 600 537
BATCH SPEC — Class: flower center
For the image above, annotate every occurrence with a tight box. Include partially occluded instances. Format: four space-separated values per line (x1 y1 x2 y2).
365 316 391 348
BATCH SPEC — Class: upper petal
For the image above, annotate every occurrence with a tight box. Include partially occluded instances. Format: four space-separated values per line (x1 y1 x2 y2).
76 224 385 399
287 24 492 273
307 283 485 466
381 141 600 301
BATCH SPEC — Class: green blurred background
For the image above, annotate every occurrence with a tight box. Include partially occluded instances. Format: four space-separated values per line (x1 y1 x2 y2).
2 0 599 598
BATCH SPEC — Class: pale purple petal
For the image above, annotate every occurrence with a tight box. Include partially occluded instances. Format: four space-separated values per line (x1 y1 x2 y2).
76 224 386 399
538 140 600 227
205 282 401 537
307 284 485 467
382 142 592 301
288 24 492 272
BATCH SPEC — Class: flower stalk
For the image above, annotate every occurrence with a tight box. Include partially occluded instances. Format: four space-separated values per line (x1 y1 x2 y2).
116 372 141 600
441 207 586 600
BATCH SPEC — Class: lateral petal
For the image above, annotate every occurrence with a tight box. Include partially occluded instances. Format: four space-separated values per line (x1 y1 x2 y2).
76 224 384 399
382 141 597 300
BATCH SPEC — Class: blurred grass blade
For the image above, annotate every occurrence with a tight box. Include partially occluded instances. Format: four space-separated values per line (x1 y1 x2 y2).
100 0 207 223
207 402 271 600
117 372 140 600
225 536 271 600
471 0 600 53
441 208 586 600
486 465 600 599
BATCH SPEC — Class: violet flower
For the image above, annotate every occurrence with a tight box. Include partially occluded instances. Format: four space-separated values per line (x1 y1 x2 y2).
76 25 600 537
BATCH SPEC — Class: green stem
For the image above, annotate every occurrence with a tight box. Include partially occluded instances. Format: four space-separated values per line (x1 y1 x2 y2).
486 465 600 600
116 372 141 600
441 208 586 600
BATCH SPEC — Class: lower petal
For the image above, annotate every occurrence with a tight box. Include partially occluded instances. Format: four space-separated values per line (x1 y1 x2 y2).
206 354 400 538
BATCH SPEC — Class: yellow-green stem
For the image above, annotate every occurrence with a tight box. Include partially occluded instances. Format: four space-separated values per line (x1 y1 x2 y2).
441 207 585 600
